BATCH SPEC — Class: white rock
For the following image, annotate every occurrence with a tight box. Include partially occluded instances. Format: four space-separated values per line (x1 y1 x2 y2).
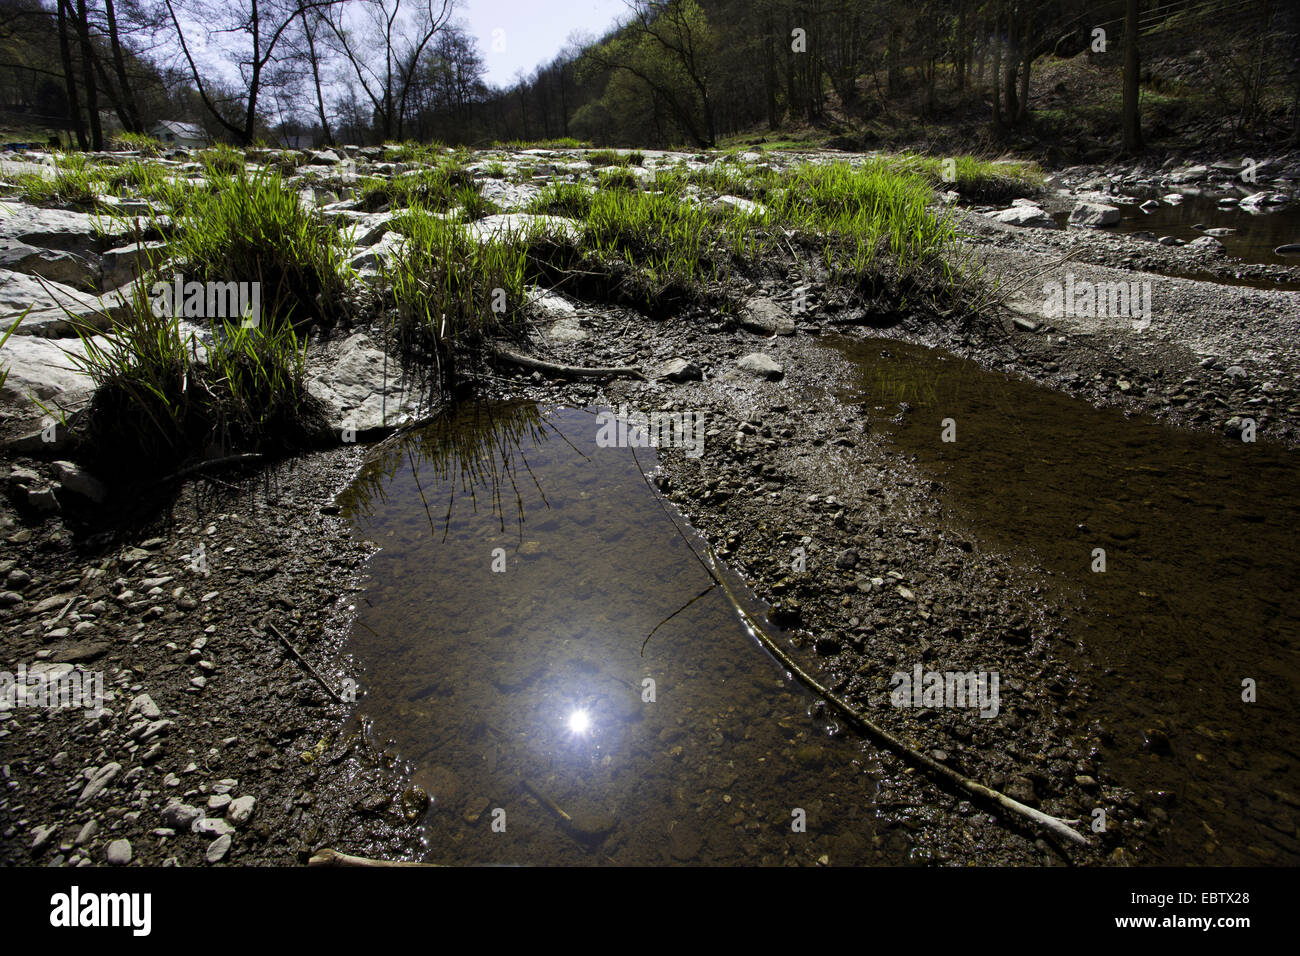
735 352 784 380
0 202 127 256
464 214 579 244
205 833 231 863
986 205 1057 228
192 816 234 837
1068 202 1121 228
52 461 108 504
306 332 424 433
105 839 132 865
160 800 204 830
0 334 93 423
226 795 256 826
126 693 161 719
0 242 96 288
100 240 168 289
713 195 767 217
75 762 121 807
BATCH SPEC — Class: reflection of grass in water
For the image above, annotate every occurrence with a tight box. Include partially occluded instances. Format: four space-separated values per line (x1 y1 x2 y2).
866 353 1035 442
342 401 571 543
864 363 955 408
872 369 939 407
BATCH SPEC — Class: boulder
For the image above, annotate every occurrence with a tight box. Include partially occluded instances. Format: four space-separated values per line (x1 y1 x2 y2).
712 195 767 217
1 269 136 337
657 358 702 383
986 205 1058 228
0 202 130 255
1068 202 1121 228
53 460 108 504
1167 164 1209 184
306 333 424 433
738 297 796 336
528 289 587 344
99 240 168 290
0 241 96 288
0 334 93 424
463 214 580 244
735 352 784 380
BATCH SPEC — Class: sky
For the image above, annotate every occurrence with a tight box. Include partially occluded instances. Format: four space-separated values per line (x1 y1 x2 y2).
456 0 632 87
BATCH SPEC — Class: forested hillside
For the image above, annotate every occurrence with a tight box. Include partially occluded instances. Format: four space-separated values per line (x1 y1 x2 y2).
2 0 1297 157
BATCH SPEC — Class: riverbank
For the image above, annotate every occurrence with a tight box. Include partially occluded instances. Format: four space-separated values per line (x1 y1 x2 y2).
2 142 1297 866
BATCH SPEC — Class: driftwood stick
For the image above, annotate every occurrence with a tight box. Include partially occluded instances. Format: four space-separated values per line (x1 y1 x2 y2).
308 848 440 867
700 542 1090 849
519 777 571 823
162 453 264 483
263 619 346 704
624 442 1087 849
491 346 646 381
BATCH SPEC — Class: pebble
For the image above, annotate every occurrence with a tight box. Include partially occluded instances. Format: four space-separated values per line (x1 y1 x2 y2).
127 693 161 719
193 817 235 837
735 352 784 380
227 795 256 826
75 762 121 807
160 801 203 830
30 823 57 852
205 833 232 863
105 839 132 865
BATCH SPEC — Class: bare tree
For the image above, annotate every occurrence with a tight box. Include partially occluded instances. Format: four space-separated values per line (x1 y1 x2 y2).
1121 0 1142 151
56 0 88 147
322 0 453 141
290 0 335 143
159 0 342 143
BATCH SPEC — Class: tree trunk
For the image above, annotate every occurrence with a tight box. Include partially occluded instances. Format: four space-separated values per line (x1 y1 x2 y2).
56 0 85 150
764 10 778 129
785 16 798 115
1017 42 1031 121
1002 8 1020 125
887 26 901 96
955 4 967 90
1122 0 1143 150
991 22 1002 126
304 17 333 145
73 0 103 149
103 0 142 133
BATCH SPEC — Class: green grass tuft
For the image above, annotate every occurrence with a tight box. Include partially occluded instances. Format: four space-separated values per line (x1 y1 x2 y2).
65 277 324 477
167 168 350 332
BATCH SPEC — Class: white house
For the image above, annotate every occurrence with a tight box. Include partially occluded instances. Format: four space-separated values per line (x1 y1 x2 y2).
150 120 210 149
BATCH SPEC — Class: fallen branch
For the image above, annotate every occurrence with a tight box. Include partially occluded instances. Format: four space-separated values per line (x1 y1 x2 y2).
700 542 1089 849
519 777 572 824
625 444 1089 850
491 346 646 381
308 848 440 867
263 619 346 705
162 453 263 484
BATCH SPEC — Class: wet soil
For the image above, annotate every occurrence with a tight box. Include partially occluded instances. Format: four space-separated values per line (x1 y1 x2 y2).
5 150 1299 868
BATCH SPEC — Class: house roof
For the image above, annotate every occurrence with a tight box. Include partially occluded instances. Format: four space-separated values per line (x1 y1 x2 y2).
151 120 206 139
